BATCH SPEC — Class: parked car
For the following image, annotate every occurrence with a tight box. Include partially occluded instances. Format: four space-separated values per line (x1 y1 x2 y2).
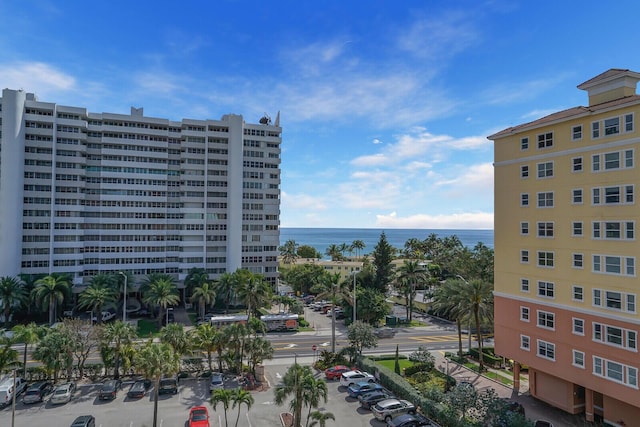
348 381 383 398
334 310 345 319
358 390 395 410
324 365 350 380
372 398 417 422
22 381 53 404
188 405 210 427
374 327 397 338
209 372 224 392
159 377 178 395
387 413 442 427
98 379 121 400
127 379 151 398
339 370 375 387
0 375 27 407
50 382 76 404
70 415 96 427
534 421 554 427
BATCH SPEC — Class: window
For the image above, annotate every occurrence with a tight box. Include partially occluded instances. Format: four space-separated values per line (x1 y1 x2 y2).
573 222 583 236
520 306 530 322
521 165 529 178
520 278 530 292
592 255 636 276
537 192 554 207
537 281 555 298
592 121 600 138
537 222 554 237
593 288 637 313
520 335 530 351
625 113 634 132
537 340 555 360
593 356 639 388
573 253 584 268
521 222 529 235
573 285 584 301
592 185 634 205
573 350 585 368
537 132 553 149
593 150 634 172
573 318 585 335
572 157 583 172
605 117 620 135
592 154 600 171
521 193 529 207
537 310 555 329
537 161 554 178
521 250 529 263
572 125 583 141
593 221 635 240
521 137 529 151
537 251 554 267
572 189 583 204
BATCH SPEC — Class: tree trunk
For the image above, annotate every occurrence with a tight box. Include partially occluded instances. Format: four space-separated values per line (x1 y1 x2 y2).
153 377 160 427
456 319 463 357
49 299 55 326
475 307 484 372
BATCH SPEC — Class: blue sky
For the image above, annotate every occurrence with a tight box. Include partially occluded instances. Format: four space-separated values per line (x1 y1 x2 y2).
2 1 640 229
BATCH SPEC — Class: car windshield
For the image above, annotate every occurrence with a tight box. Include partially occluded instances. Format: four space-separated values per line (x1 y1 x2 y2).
192 410 207 421
54 388 67 395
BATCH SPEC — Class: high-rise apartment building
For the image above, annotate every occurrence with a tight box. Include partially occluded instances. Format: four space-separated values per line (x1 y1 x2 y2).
490 69 640 425
0 88 281 288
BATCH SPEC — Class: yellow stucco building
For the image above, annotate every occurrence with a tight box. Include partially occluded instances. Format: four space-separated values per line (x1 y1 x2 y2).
490 69 640 426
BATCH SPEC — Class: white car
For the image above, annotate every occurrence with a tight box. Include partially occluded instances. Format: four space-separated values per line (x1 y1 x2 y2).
372 398 416 422
50 382 76 404
339 370 375 387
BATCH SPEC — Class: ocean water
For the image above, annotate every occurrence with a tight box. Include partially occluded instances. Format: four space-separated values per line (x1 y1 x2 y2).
279 228 493 258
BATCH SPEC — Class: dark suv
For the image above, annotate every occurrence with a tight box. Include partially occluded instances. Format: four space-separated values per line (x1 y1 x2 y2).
158 377 178 395
98 379 122 400
22 381 53 404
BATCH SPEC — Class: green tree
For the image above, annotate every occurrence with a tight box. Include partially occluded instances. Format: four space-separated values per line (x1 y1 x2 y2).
78 282 118 324
346 320 378 357
160 323 191 356
31 275 71 325
33 328 74 382
432 279 467 357
279 264 328 295
315 273 352 353
223 322 250 374
11 322 44 378
214 272 237 313
301 373 329 427
372 232 395 293
142 276 180 327
308 411 336 427
191 323 220 372
135 342 181 427
460 278 494 372
185 267 209 299
279 239 299 265
245 337 273 377
351 239 365 260
324 244 344 261
231 388 254 427
211 388 233 427
274 363 312 427
191 281 217 320
354 287 389 325
0 336 20 375
297 245 322 259
396 260 429 322
394 344 401 375
236 272 272 318
0 276 27 327
62 318 101 379
101 320 137 379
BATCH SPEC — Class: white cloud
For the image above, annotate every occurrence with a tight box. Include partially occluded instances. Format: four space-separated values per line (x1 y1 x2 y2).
375 211 493 229
281 191 328 211
0 62 75 95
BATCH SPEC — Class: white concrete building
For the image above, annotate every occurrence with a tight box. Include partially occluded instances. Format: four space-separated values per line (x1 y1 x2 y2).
0 88 281 287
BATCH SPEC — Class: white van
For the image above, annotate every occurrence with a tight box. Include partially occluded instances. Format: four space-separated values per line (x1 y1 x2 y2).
0 375 27 407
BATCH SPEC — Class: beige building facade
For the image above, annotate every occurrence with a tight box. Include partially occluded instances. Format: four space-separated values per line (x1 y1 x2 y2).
490 69 640 426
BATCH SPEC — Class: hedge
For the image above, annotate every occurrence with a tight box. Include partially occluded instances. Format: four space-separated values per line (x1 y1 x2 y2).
468 347 502 367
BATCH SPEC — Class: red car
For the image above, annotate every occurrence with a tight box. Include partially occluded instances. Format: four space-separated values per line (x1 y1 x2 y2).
325 365 351 380
189 406 210 427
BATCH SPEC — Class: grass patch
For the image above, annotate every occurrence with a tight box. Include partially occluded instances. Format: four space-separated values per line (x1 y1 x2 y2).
137 319 159 337
377 358 414 372
298 326 314 332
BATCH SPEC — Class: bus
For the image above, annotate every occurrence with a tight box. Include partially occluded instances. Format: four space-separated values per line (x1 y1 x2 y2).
209 314 248 328
260 313 299 332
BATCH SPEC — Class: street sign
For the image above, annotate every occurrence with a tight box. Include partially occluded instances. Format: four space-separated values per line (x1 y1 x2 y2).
312 345 317 351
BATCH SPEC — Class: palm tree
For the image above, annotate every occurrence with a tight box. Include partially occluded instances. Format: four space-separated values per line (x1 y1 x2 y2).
315 273 352 353
135 342 181 427
308 411 335 427
302 374 329 427
11 322 44 378
32 275 70 325
278 239 299 265
0 276 27 327
324 244 343 261
191 323 220 372
0 336 20 375
396 260 429 322
185 267 209 301
231 388 254 427
211 388 233 427
214 272 237 313
274 363 315 427
351 239 365 260
101 320 136 379
142 276 180 327
191 281 217 320
223 322 250 374
236 273 272 318
160 323 191 356
33 328 74 382
245 337 273 378
432 279 467 358
459 278 494 372
78 283 117 324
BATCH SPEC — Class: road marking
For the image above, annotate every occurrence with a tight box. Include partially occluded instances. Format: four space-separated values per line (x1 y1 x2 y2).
320 342 330 347
284 343 298 348
246 412 252 427
276 373 282 379
409 334 460 343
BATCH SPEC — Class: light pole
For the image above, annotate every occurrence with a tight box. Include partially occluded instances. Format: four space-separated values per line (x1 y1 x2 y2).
352 270 358 324
119 271 128 322
11 369 16 427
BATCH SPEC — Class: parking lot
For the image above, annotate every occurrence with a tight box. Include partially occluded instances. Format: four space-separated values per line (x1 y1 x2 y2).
1 360 386 427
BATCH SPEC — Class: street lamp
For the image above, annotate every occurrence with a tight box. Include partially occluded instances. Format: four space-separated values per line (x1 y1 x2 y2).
119 272 128 322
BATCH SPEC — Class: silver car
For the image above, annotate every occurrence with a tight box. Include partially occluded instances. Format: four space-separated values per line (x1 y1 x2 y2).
50 382 76 404
209 372 224 392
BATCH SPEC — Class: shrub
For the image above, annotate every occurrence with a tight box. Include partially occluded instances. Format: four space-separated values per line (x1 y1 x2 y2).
468 347 502 367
